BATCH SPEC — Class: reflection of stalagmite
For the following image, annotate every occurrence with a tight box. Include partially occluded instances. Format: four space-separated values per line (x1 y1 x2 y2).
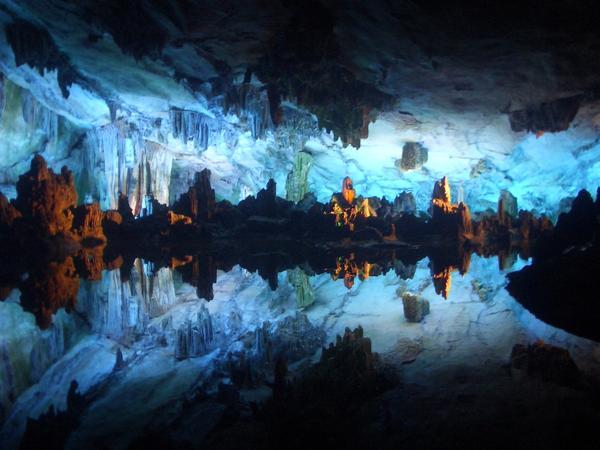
175 304 214 359
288 268 315 309
432 267 452 299
331 256 374 289
20 257 80 329
178 255 217 301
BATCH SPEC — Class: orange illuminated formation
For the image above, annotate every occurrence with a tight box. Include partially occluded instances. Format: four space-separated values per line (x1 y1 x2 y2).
329 176 377 228
331 255 373 288
431 176 472 237
432 267 452 299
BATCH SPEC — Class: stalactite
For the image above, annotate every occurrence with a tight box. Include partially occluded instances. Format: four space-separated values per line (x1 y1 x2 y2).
21 90 59 146
169 108 214 150
230 83 273 140
81 122 172 212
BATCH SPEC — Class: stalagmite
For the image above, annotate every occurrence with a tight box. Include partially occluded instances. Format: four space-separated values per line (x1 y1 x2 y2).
285 151 312 202
14 155 77 237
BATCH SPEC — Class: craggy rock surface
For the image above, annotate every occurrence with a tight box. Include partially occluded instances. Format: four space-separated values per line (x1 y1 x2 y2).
14 155 77 237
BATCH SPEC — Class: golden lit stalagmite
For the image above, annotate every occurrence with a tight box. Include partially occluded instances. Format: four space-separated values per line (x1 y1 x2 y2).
329 176 377 228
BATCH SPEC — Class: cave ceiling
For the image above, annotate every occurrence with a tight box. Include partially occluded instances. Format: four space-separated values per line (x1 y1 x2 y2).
2 0 599 139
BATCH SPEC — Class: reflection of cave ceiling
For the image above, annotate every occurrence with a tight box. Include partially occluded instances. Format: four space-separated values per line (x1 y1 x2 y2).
1 0 600 215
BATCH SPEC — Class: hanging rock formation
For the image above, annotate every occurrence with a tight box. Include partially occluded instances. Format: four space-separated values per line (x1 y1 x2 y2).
396 142 428 171
508 95 581 133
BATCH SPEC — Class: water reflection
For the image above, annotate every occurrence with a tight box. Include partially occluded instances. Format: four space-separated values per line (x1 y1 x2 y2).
3 245 600 450
0 244 529 329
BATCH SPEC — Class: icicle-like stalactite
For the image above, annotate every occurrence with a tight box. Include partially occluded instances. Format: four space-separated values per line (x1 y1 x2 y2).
235 83 273 140
80 121 173 212
21 90 59 147
170 108 215 151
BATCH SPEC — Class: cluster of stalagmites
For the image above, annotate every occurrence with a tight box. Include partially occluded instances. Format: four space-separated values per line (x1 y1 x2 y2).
0 155 554 250
0 155 559 323
0 155 105 242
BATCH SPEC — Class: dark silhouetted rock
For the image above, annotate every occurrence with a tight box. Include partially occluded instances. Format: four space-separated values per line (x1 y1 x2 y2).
0 191 20 226
117 192 134 222
172 169 216 222
510 341 579 386
508 95 581 133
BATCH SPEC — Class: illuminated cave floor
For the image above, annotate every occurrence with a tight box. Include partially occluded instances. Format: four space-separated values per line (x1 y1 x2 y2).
1 255 600 449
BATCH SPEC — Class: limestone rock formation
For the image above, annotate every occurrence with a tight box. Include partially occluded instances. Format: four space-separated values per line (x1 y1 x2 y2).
393 192 417 216
14 155 77 237
271 312 325 362
401 292 430 322
0 191 20 226
396 142 428 171
72 203 105 242
175 304 214 360
285 151 313 202
498 190 518 226
510 341 579 386
172 169 216 222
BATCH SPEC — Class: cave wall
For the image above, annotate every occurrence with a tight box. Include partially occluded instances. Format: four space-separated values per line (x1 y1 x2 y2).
1 73 599 219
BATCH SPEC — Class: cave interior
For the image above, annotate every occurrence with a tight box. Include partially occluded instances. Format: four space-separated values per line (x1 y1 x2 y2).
1 1 600 449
